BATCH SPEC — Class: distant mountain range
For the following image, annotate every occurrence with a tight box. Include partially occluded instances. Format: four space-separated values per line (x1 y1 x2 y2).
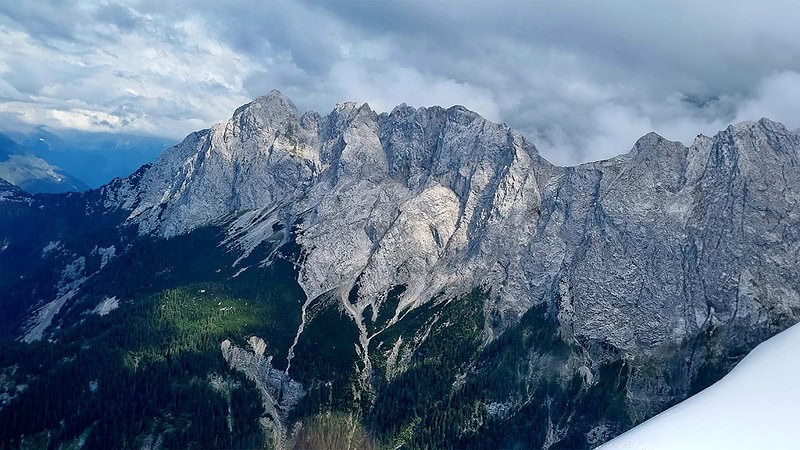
5 127 173 188
0 133 88 194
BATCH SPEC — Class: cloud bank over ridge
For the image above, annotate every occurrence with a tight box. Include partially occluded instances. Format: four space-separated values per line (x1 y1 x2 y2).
1 0 799 165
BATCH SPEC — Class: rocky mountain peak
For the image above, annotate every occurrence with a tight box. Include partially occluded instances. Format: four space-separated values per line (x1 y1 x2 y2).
233 89 298 122
698 115 799 183
100 92 800 357
324 102 379 142
623 131 685 163
728 117 787 135
226 89 304 143
719 117 798 160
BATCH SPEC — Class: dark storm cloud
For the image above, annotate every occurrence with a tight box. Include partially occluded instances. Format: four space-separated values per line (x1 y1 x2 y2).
0 0 81 43
300 0 800 161
1 1 799 164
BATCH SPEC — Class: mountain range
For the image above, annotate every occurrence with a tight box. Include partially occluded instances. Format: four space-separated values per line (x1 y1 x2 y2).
0 133 88 194
0 90 798 449
6 127 173 188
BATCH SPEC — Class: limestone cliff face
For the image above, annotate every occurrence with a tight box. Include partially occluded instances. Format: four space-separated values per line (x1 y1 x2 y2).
526 121 800 353
116 91 553 335
104 91 800 358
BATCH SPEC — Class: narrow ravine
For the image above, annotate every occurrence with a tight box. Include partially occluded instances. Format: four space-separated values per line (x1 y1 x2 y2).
285 293 314 375
339 291 373 392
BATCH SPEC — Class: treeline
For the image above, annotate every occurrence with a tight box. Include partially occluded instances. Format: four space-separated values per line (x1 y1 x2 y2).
363 293 631 449
1 250 638 450
0 284 291 449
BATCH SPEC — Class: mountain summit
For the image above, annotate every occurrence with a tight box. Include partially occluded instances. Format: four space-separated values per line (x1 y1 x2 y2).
1 92 799 448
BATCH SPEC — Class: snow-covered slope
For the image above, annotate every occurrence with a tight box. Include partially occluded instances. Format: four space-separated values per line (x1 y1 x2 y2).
599 323 800 449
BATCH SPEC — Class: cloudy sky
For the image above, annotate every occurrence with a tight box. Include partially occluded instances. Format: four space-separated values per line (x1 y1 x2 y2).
1 1 799 165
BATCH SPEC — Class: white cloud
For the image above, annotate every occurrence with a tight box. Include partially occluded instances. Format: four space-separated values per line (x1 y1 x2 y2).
735 71 800 126
0 1 799 164
0 6 256 138
327 61 501 121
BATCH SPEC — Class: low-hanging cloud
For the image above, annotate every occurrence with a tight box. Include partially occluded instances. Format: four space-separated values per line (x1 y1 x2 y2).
0 0 799 165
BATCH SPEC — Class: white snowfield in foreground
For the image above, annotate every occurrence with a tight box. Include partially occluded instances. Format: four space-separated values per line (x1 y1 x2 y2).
599 323 800 450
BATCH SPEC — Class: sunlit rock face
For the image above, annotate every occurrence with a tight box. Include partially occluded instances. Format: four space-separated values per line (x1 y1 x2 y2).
116 90 554 329
107 92 800 359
